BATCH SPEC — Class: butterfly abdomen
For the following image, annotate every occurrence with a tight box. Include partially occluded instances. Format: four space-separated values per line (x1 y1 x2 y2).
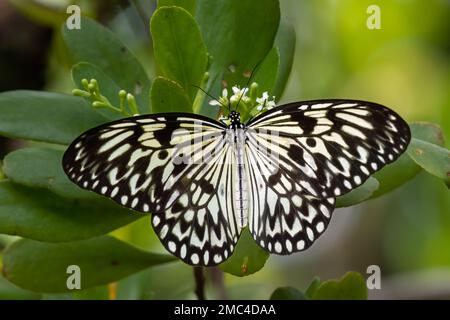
231 128 249 228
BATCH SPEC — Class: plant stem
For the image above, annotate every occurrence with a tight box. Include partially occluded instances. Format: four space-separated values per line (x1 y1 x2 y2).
210 267 228 299
194 266 206 300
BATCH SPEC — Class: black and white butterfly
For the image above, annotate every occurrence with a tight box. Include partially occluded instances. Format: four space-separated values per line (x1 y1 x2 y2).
62 99 410 266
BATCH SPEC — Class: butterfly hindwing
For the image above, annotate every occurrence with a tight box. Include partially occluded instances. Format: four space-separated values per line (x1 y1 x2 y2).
244 133 335 254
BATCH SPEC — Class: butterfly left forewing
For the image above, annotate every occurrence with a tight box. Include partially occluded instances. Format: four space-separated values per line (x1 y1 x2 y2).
63 113 240 266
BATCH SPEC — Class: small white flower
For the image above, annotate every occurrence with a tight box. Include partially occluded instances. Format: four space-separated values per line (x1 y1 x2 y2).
230 86 250 104
209 88 229 107
256 91 276 111
231 86 247 96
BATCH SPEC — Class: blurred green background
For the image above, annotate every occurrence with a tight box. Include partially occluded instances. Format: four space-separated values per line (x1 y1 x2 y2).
0 0 449 299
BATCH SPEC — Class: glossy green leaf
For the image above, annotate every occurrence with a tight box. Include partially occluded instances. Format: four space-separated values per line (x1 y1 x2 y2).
311 271 367 300
0 182 142 242
407 138 450 185
117 263 194 299
219 228 269 277
196 0 280 115
253 47 280 95
410 122 445 147
0 274 41 300
240 48 280 122
62 17 150 114
150 77 192 113
151 7 207 101
273 20 296 99
371 151 421 198
336 177 379 208
2 236 175 293
0 90 107 145
270 286 305 300
157 0 196 15
2 147 95 200
304 276 321 299
72 62 123 119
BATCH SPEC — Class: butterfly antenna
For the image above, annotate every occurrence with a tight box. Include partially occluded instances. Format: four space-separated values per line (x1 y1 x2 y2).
191 85 227 110
235 61 262 112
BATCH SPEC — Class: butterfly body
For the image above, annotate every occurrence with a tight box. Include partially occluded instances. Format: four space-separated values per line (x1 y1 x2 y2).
63 99 411 266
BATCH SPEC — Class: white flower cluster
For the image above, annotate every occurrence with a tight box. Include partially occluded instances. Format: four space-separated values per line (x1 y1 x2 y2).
209 86 276 112
255 91 276 111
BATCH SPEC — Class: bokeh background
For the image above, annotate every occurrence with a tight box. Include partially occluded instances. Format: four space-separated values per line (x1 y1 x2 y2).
0 0 449 299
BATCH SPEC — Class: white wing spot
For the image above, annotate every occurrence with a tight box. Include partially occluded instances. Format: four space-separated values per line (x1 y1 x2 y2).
153 216 160 227
99 130 134 153
334 187 341 196
168 241 176 253
111 186 119 197
160 225 169 239
344 180 352 189
360 165 369 175
286 240 292 252
180 244 187 259
214 254 222 264
191 254 199 264
342 125 366 139
320 204 330 218
307 227 314 241
316 222 325 233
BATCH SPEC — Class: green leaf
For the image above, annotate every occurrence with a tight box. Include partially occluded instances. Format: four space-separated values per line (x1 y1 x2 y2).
157 0 196 15
150 77 192 113
407 138 450 185
252 47 280 95
270 286 306 300
311 271 367 300
371 151 421 198
336 177 379 208
0 181 142 242
219 228 269 277
304 276 321 299
151 7 207 102
410 122 445 147
0 274 41 300
273 20 296 99
3 147 95 200
2 236 175 293
72 62 123 120
0 90 107 145
240 47 280 122
62 17 151 114
196 0 280 115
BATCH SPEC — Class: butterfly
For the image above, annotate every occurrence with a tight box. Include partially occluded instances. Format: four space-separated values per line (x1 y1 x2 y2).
62 99 411 266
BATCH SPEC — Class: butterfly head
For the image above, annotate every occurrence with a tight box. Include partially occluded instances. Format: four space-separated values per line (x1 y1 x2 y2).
228 111 243 129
